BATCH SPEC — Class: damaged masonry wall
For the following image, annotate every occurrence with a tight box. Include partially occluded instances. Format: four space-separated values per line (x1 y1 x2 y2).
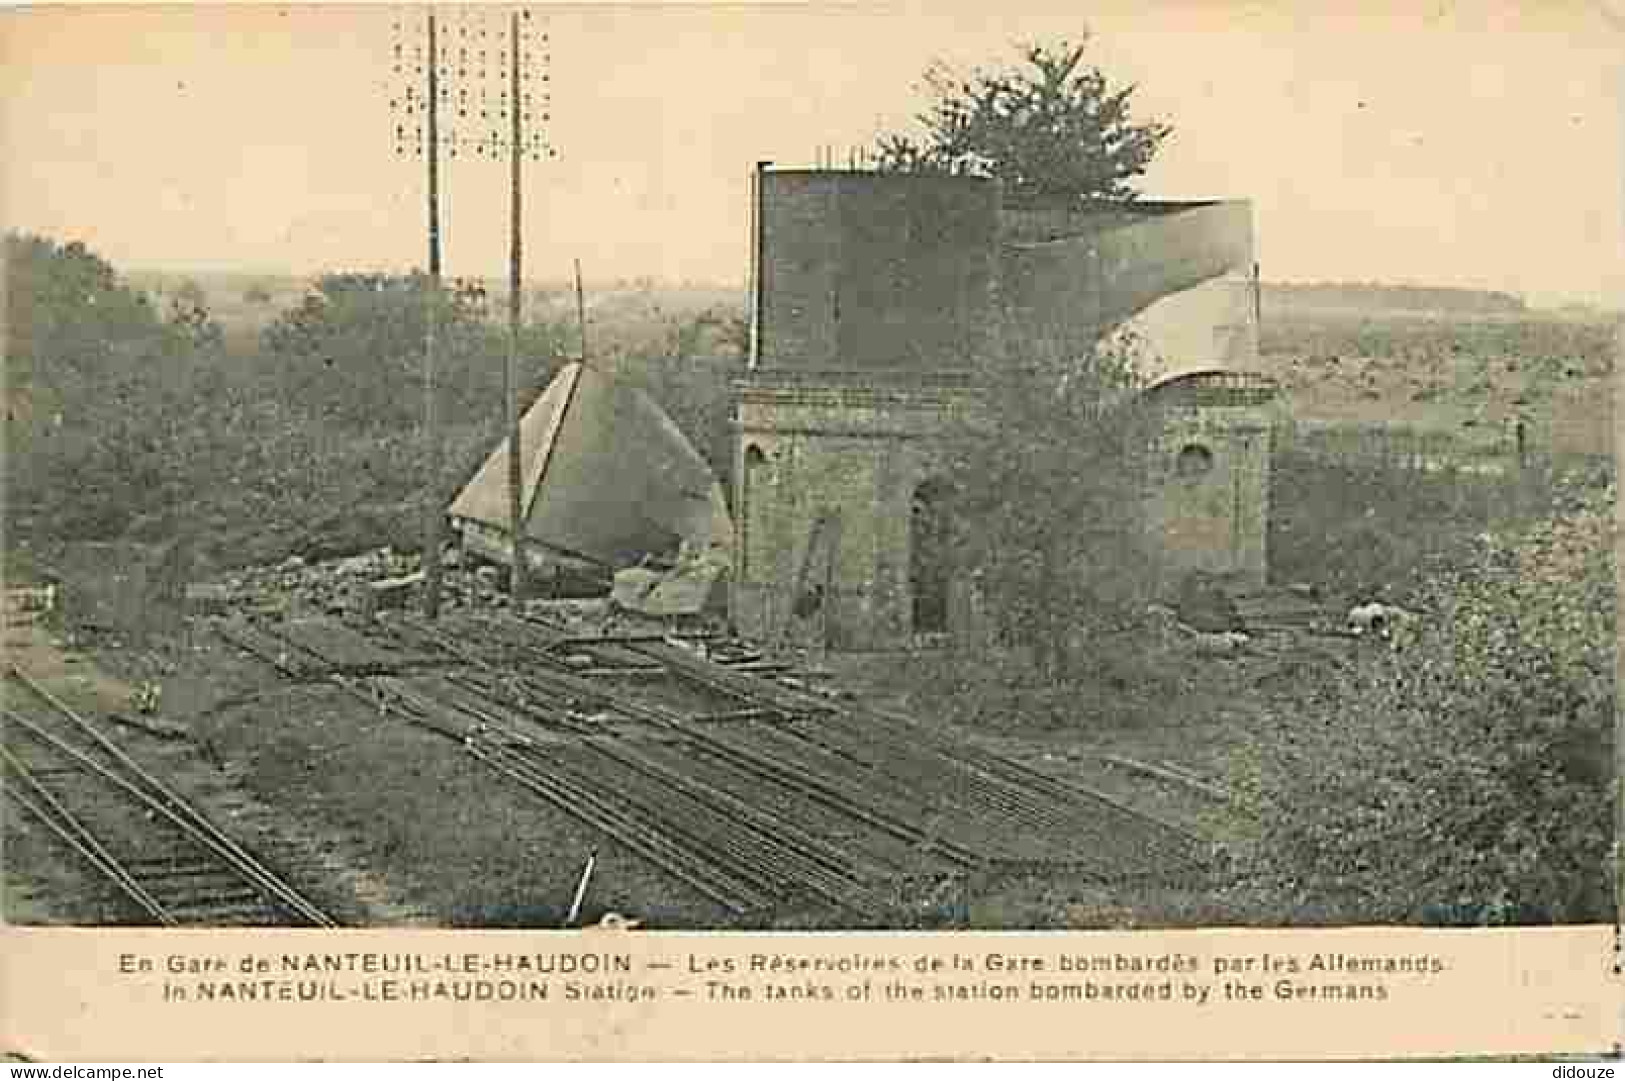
734 170 1278 650
734 372 979 651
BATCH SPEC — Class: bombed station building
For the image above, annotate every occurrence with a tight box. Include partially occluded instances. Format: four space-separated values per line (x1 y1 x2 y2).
732 168 1281 649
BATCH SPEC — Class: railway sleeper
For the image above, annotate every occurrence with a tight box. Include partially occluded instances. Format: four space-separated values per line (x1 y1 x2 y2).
161 886 273 906
165 902 288 923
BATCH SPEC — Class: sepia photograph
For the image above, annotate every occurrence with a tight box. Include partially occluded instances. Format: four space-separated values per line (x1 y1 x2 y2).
1 0 1617 968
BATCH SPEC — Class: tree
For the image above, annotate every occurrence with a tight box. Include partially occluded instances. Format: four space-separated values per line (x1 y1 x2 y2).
3 233 174 389
3 233 233 538
938 327 1159 678
1229 484 1615 924
874 38 1172 201
609 305 748 494
261 272 560 432
167 279 224 352
872 38 1175 675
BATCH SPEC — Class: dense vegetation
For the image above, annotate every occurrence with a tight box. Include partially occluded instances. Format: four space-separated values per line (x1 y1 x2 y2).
938 329 1157 677
6 234 536 565
3 232 751 575
7 234 238 541
259 272 559 433
1231 483 1615 924
1267 450 1583 604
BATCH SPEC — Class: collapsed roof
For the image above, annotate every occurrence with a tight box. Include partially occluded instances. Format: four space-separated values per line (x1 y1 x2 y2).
448 361 733 571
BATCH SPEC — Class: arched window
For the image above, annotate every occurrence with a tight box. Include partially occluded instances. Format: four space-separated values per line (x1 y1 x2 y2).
1174 443 1215 480
910 479 953 634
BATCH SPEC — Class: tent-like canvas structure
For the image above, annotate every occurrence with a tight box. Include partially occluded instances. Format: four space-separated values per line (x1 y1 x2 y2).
449 361 733 577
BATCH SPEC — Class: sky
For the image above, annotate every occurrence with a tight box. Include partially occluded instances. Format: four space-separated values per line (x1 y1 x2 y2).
2 1 1622 305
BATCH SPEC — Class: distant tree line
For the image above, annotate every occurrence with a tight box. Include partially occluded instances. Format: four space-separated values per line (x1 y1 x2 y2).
1265 282 1527 315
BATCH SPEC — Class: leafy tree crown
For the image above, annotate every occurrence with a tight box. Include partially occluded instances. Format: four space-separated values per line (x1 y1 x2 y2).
875 38 1172 201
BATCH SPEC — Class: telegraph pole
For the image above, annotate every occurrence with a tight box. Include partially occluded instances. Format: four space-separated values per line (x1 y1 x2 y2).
506 9 526 603
392 6 554 612
422 8 445 619
574 257 589 362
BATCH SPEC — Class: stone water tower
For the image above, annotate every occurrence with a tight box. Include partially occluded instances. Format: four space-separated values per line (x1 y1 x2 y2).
731 167 1276 650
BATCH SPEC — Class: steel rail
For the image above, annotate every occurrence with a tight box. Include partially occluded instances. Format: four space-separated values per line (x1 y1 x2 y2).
3 672 339 927
800 717 1087 835
464 706 802 908
432 673 833 912
4 707 336 927
467 739 762 913
539 745 788 899
850 717 1202 856
1 747 178 924
373 617 1197 895
622 738 918 882
685 725 984 865
566 740 875 913
843 705 1204 847
587 739 867 884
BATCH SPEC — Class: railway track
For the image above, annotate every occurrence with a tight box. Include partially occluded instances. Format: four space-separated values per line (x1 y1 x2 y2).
2 665 339 927
344 616 1204 917
208 612 1206 920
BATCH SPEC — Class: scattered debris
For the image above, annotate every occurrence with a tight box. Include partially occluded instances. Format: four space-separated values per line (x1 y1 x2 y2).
563 850 598 928
1346 602 1418 640
358 571 426 619
1101 754 1231 802
130 680 162 715
1187 630 1251 655
103 711 189 741
4 584 57 620
183 583 236 617
1146 604 1251 654
1174 573 1246 634
592 912 643 931
610 543 729 621
608 563 664 613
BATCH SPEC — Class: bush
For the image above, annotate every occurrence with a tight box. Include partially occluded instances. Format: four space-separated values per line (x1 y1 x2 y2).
605 307 746 493
940 329 1158 679
1268 447 1565 602
1230 483 1615 924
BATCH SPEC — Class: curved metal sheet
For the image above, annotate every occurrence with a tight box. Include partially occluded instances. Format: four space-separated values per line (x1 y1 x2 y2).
449 362 733 570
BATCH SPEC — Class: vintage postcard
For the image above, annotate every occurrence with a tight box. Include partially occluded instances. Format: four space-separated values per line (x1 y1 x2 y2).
0 0 1619 1062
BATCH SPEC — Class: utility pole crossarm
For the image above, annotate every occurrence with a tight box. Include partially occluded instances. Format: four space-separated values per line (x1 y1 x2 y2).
389 5 557 616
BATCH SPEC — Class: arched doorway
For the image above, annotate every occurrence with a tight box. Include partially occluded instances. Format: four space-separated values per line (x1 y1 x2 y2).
740 444 769 577
910 479 953 634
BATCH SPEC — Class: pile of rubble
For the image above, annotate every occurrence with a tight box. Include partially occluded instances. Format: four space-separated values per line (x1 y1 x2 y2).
186 545 733 638
188 547 537 620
